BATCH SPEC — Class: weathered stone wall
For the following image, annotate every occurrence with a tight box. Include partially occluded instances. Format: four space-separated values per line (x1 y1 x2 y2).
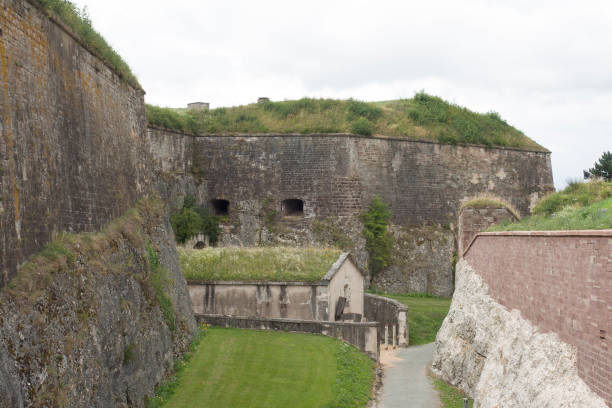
372 225 455 296
196 314 380 361
363 293 408 347
147 128 553 295
0 0 151 287
0 199 196 407
434 231 612 407
457 207 518 255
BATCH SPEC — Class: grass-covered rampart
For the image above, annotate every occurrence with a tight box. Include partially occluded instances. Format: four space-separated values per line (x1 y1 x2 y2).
37 0 139 88
146 93 545 150
488 180 612 231
179 247 342 282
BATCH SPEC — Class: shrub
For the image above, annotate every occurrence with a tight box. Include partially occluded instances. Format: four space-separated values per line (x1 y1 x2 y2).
351 117 374 136
170 207 203 243
170 195 222 245
123 344 136 365
360 196 393 277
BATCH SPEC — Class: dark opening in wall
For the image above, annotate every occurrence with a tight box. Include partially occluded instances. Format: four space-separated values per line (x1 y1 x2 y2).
211 199 229 216
282 199 304 217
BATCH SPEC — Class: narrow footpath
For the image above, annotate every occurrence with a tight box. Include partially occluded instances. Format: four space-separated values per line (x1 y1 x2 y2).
376 343 441 408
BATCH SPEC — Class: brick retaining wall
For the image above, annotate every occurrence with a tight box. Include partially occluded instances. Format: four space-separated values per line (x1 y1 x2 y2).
464 230 612 406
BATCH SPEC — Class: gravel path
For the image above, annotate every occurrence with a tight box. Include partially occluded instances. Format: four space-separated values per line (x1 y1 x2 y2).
376 343 441 408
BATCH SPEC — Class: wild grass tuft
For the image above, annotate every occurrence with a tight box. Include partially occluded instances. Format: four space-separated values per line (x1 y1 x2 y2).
145 92 545 150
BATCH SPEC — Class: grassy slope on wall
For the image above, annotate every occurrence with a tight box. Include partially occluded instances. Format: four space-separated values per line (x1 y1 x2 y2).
179 247 342 282
488 180 612 231
37 0 139 88
146 94 545 151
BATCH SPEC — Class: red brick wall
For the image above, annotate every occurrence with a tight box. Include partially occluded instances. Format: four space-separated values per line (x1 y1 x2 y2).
465 231 612 406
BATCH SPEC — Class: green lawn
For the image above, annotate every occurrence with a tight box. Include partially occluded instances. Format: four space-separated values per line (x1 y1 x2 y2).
179 247 341 282
149 328 374 408
370 292 452 346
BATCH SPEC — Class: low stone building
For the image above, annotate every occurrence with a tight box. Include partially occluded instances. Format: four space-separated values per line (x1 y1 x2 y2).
188 252 365 322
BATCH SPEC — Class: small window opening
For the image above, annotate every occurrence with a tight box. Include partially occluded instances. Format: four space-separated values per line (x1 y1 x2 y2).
211 199 229 216
601 330 607 340
282 199 304 217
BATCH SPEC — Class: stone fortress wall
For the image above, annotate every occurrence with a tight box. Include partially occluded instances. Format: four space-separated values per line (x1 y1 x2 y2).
0 0 152 287
147 126 554 295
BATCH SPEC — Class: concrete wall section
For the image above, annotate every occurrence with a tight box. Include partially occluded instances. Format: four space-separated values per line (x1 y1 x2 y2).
0 0 151 287
197 314 379 360
188 282 330 321
364 293 409 347
463 231 612 406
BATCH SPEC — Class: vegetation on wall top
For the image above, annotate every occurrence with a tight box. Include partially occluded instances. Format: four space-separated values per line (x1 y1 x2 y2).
460 194 521 220
179 247 342 282
37 0 140 88
488 180 612 231
146 93 546 150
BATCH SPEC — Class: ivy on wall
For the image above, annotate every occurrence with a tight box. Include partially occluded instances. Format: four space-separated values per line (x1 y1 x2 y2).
360 196 393 277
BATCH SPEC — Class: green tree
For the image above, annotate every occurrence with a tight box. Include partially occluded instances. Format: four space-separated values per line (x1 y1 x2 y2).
360 196 393 277
584 151 612 181
170 207 203 243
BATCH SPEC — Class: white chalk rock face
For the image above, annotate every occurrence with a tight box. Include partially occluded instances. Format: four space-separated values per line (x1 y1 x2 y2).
432 259 607 408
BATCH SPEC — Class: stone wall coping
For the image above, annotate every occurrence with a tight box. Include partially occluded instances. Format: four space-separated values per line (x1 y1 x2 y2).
364 293 409 311
147 125 550 154
195 314 380 327
26 0 144 93
322 252 355 281
187 280 328 286
463 229 612 257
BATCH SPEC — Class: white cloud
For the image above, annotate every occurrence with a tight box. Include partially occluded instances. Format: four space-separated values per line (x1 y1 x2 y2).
74 0 611 189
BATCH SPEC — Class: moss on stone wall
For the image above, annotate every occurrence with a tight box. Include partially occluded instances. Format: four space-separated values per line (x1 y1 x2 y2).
0 196 196 406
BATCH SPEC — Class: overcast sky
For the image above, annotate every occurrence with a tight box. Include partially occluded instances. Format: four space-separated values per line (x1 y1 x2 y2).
73 0 611 189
